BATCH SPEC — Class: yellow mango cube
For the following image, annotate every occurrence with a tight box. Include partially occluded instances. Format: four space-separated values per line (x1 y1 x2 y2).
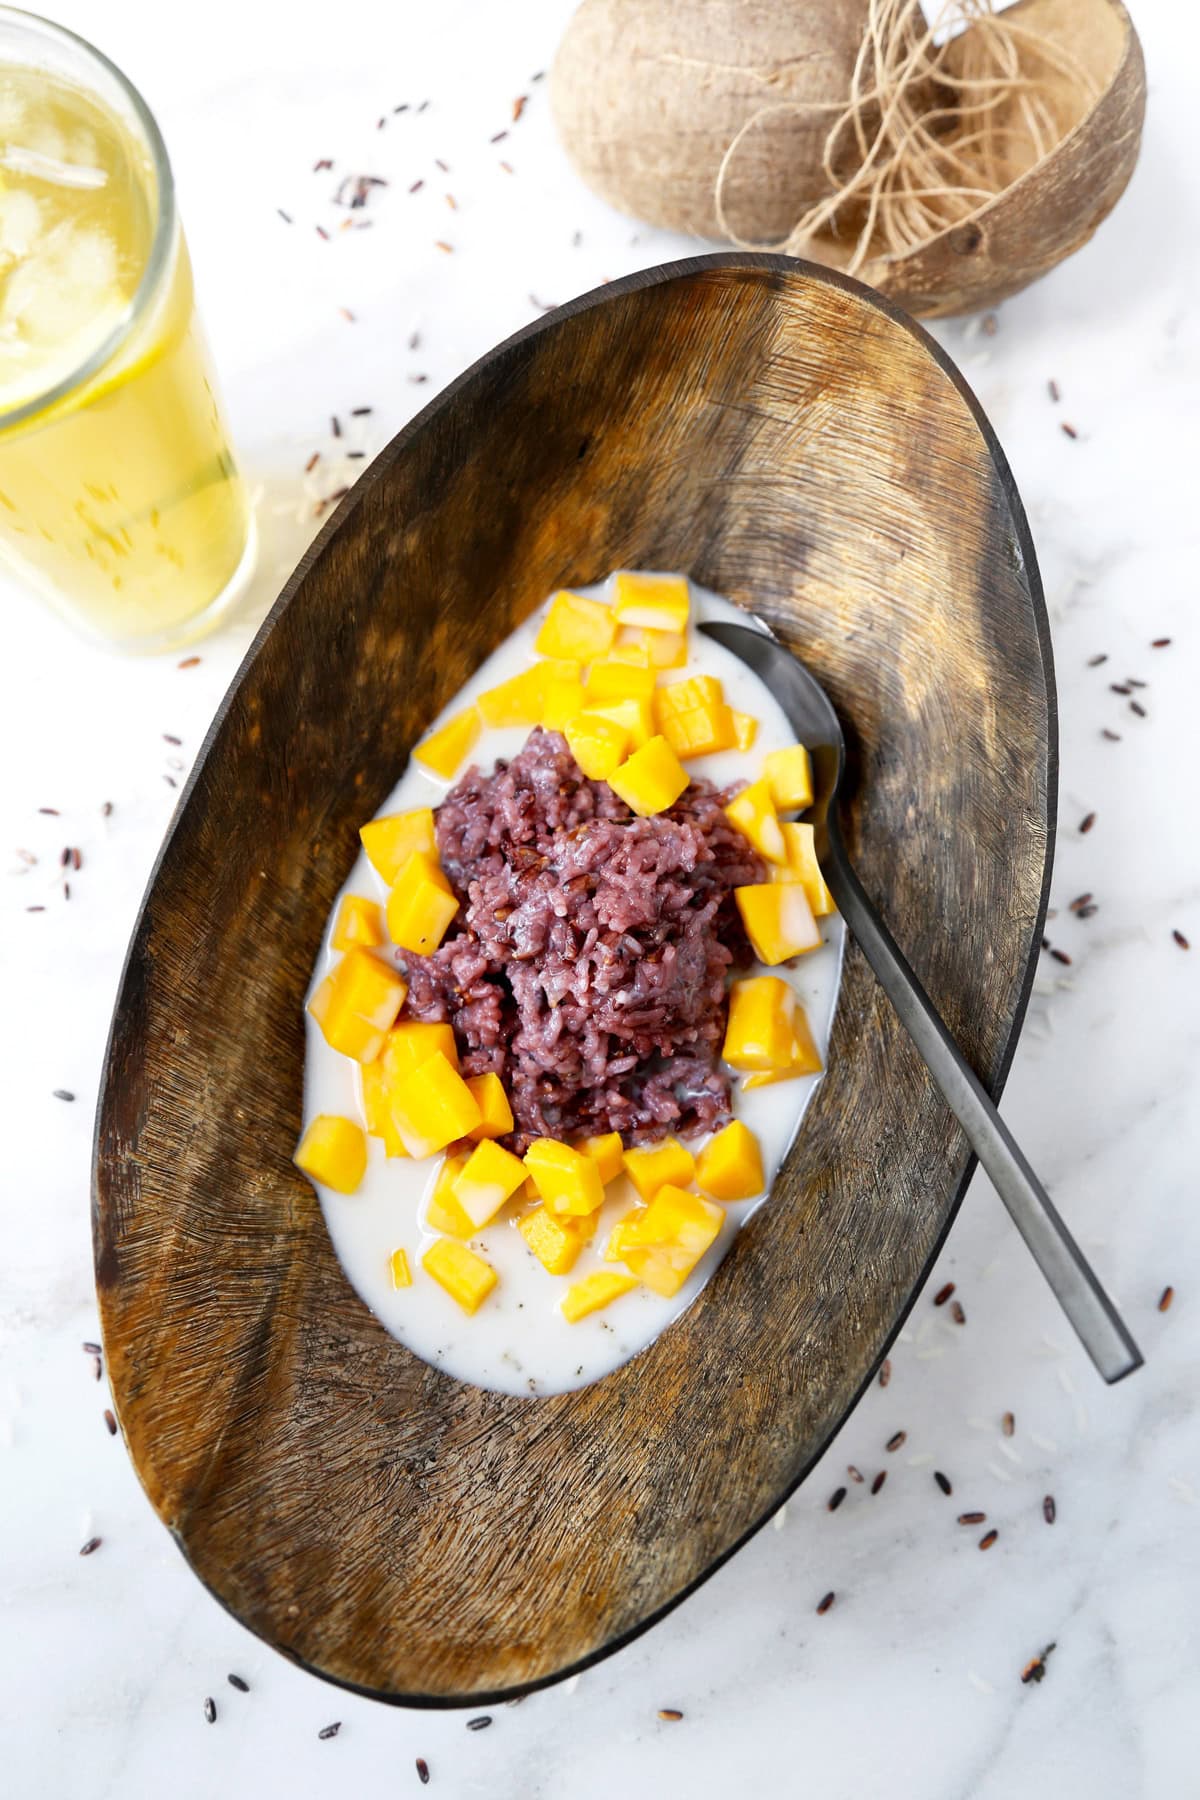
742 1003 823 1086
331 893 386 952
769 822 835 917
584 695 655 749
605 1209 644 1262
617 1184 724 1297
541 672 588 733
308 949 408 1063
477 665 544 727
735 881 822 964
612 571 690 634
584 660 657 705
580 1131 624 1185
386 851 459 955
422 1236 497 1314
722 975 799 1071
654 674 721 720
389 1246 412 1289
453 1138 528 1228
524 1137 606 1217
695 1120 765 1202
564 711 630 780
724 776 786 864
623 1136 696 1202
653 682 737 758
424 1152 474 1236
763 744 814 812
466 1072 514 1140
390 1050 482 1157
413 705 481 780
294 1114 367 1195
730 710 758 751
561 1270 638 1322
360 808 436 884
608 735 689 817
536 590 616 661
519 1205 585 1276
361 1056 409 1157
380 1020 458 1080
610 627 687 670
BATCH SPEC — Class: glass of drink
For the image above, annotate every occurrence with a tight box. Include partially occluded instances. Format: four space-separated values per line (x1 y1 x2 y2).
0 8 253 652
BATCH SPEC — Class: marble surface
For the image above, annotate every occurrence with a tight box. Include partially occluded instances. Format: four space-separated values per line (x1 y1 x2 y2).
2 2 1197 1793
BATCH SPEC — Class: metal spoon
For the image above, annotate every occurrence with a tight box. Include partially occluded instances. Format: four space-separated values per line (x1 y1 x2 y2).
701 617 1143 1385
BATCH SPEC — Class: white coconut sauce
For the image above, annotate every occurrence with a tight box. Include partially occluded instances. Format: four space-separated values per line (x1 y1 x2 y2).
302 579 845 1395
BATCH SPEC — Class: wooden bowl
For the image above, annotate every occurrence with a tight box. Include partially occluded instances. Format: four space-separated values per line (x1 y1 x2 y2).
94 254 1055 1707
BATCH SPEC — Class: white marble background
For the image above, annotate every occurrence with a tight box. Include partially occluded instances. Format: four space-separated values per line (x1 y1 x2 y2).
1 2 1197 1794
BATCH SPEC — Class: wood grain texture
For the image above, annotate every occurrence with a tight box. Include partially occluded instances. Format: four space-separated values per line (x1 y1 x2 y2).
93 255 1055 1707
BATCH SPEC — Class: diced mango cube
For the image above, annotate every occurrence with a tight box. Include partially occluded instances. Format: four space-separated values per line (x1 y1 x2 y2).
605 1209 644 1262
561 1270 638 1321
541 671 588 732
730 709 759 751
466 1073 514 1140
422 1236 497 1314
294 1114 367 1194
519 1205 585 1276
584 660 657 705
424 1152 474 1236
623 1136 696 1202
741 1003 823 1086
308 949 408 1063
477 665 544 727
361 1056 408 1157
616 1184 724 1297
724 777 786 864
564 711 630 780
653 673 737 757
390 1050 482 1157
413 705 481 780
763 744 814 812
612 571 690 634
735 881 822 964
769 822 835 917
524 1137 606 1217
695 1120 764 1202
609 627 687 670
536 590 616 661
453 1138 528 1228
389 1246 412 1288
580 1131 624 1185
331 893 386 952
360 808 437 884
654 674 721 719
386 851 459 955
584 695 655 749
608 735 689 817
380 1020 459 1080
722 975 799 1071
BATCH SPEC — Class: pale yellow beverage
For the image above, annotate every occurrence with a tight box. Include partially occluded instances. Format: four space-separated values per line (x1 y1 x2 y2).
0 16 251 651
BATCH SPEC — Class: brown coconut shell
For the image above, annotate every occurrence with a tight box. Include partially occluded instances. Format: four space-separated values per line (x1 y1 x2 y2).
549 0 874 243
851 0 1147 317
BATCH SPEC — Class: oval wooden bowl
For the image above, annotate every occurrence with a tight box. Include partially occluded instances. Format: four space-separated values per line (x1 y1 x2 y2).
94 255 1056 1707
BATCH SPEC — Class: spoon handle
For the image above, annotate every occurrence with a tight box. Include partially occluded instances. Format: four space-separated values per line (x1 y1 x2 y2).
823 847 1143 1384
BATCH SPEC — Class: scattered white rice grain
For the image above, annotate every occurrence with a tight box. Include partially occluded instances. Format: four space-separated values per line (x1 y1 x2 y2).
897 1328 916 1347
986 1461 1014 1484
1058 1367 1077 1397
906 1452 935 1468
966 1416 993 1433
1030 1433 1058 1454
1168 1477 1197 1506
1073 1401 1089 1437
915 1316 940 1347
967 1671 996 1695
1039 1335 1067 1357
996 1440 1022 1465
915 1346 946 1362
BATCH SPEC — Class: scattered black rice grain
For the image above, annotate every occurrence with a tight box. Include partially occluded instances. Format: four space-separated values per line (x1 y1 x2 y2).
1047 378 1061 402
103 1409 117 1436
1087 653 1107 666
1069 892 1093 912
934 1282 955 1306
53 1089 74 1102
276 208 293 224
1078 904 1099 919
871 1470 887 1495
950 1300 967 1324
1158 1285 1175 1312
101 801 113 817
59 845 70 867
490 129 508 143
1043 1495 1056 1524
1127 677 1147 688
227 1673 249 1692
163 733 182 746
314 157 333 171
38 806 60 815
1173 930 1190 950
304 452 320 474
79 1536 101 1556
91 1356 101 1381
177 656 201 669
418 100 430 112
409 178 424 193
408 331 421 350
847 1465 864 1483
1002 1411 1015 1437
1102 728 1122 741
318 1722 341 1740
816 1591 836 1615
82 1340 100 1354
959 1511 986 1525
879 1358 891 1387
350 406 372 417
1021 1642 1056 1685
981 313 998 336
346 450 366 459
658 1708 683 1721
1110 682 1132 695
163 776 177 790
63 881 70 899
1130 700 1147 718
466 1715 491 1732
409 373 428 384
828 1486 847 1512
331 415 342 438
1151 637 1172 647
979 1529 998 1550
315 224 330 240
1060 421 1078 439
1079 812 1096 834
886 1430 906 1452
1050 948 1072 966
26 905 45 912
416 1759 430 1786
934 1470 952 1496
204 1698 216 1724
513 95 528 122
